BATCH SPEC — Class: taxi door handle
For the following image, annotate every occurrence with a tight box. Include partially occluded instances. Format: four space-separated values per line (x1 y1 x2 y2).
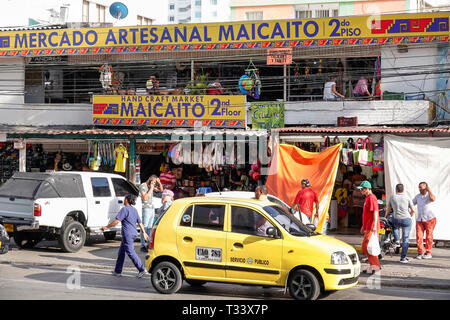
233 242 244 249
183 236 193 242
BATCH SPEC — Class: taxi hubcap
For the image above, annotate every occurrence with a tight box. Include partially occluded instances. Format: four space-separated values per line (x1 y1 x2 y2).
292 275 312 299
155 267 176 290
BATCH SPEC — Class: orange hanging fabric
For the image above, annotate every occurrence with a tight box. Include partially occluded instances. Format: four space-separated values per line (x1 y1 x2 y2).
266 143 342 232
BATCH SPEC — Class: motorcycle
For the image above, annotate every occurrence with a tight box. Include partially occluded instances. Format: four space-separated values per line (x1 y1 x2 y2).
379 214 401 257
0 224 10 254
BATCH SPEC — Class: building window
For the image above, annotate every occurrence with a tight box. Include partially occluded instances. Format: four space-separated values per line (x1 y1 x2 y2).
169 16 175 22
96 4 106 23
195 11 201 18
169 4 175 10
137 15 152 25
295 10 312 19
333 9 339 17
245 11 263 20
315 9 329 18
212 11 217 17
210 0 217 5
82 0 89 22
195 0 202 6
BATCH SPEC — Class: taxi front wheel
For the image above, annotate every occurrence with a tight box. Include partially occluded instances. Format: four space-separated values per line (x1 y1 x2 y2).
288 269 321 300
151 261 183 294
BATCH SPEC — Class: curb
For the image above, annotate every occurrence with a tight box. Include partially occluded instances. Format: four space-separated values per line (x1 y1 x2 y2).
353 245 418 254
357 275 450 291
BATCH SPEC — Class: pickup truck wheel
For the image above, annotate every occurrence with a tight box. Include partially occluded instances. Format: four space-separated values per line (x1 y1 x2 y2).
151 261 183 294
59 220 86 253
103 231 117 241
13 231 43 249
288 269 321 300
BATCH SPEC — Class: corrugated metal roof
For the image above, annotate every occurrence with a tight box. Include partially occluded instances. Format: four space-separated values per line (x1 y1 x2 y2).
0 24 66 31
0 125 268 137
275 126 450 134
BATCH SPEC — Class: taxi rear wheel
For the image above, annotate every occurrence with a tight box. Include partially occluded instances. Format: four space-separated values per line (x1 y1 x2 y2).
288 269 321 300
151 261 182 294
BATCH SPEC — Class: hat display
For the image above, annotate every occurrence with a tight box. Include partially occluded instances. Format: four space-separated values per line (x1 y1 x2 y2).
357 180 372 189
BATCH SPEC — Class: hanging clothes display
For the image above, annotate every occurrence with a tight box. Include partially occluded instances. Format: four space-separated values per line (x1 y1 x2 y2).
114 143 129 173
99 64 112 90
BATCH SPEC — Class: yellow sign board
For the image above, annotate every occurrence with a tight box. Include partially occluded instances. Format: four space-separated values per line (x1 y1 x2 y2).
0 12 447 56
93 95 246 127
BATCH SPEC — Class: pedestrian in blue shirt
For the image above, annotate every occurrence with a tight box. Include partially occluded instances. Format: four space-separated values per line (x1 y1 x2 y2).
102 194 149 278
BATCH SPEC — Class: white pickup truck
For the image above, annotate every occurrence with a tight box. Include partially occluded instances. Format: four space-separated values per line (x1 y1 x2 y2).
0 171 148 253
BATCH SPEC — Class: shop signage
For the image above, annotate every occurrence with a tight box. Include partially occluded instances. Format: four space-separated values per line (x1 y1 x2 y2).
93 95 246 127
267 48 292 65
251 101 285 129
0 12 448 57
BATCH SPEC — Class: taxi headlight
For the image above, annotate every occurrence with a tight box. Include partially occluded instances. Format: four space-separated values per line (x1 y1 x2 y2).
331 251 349 265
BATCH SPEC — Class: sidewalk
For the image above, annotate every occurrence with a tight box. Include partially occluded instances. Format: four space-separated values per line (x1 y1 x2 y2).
331 231 450 290
1 234 450 291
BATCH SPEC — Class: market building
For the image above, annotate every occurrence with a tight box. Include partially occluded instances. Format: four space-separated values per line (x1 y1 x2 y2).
0 11 449 234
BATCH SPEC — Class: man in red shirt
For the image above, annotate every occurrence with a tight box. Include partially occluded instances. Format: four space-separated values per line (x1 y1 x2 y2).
159 163 176 191
292 179 319 224
358 180 381 273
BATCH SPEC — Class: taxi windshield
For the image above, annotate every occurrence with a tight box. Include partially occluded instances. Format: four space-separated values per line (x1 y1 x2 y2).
263 205 318 237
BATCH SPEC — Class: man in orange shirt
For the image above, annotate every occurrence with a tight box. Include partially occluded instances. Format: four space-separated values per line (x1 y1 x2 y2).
292 179 319 224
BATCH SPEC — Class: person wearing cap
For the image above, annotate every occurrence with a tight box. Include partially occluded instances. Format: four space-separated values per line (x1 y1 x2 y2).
358 180 381 273
292 179 319 224
155 189 175 222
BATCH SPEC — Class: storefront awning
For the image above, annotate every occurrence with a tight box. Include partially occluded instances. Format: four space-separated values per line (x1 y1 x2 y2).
0 125 268 140
274 126 450 136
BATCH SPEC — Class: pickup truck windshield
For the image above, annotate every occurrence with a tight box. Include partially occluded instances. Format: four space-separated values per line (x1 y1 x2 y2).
263 205 317 237
0 178 42 199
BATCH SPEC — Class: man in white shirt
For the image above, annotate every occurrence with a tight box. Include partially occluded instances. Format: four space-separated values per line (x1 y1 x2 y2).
413 182 437 259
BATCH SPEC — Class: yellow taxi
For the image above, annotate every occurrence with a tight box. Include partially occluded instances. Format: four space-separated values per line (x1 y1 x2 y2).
146 197 360 300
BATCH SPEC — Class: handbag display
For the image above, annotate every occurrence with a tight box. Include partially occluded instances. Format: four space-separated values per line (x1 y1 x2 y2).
358 137 373 166
372 138 384 171
352 138 364 165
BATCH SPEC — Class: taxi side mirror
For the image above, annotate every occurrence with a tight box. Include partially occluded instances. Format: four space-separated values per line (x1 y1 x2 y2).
266 227 279 238
306 224 316 232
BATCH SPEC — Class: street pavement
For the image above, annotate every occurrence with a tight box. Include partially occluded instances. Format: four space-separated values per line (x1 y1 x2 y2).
1 232 450 294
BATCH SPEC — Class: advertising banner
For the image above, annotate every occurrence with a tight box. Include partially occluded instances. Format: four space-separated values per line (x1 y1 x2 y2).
0 12 448 56
93 95 246 127
251 101 285 129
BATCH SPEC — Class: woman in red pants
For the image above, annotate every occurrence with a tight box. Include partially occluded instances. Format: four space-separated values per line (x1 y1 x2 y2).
358 181 381 274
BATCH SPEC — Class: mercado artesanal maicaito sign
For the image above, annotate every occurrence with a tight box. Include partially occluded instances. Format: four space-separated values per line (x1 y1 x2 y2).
93 95 246 128
0 12 448 57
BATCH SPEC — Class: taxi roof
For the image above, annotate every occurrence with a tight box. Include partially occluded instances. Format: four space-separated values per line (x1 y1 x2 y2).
173 196 274 207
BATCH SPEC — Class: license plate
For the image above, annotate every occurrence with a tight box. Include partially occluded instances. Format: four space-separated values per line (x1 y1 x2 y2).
379 229 385 235
195 246 222 262
3 224 13 233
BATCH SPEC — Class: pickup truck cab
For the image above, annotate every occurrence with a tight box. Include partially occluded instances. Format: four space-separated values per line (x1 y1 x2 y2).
0 172 142 252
